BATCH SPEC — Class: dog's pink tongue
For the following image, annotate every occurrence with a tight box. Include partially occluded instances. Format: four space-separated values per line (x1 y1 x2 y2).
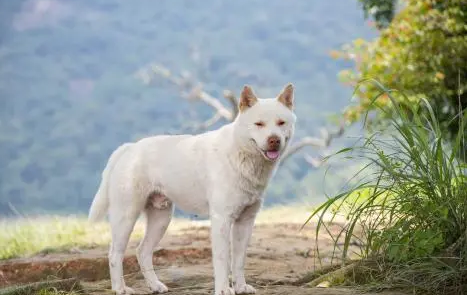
266 150 280 160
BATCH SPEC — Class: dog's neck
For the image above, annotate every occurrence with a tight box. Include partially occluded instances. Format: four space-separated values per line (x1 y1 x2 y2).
224 128 278 190
229 148 277 191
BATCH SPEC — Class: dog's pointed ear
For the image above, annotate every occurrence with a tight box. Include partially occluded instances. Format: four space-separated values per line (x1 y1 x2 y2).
239 85 258 112
277 83 294 110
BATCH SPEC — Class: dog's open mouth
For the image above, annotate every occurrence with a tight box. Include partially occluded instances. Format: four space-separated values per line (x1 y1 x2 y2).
250 139 282 161
264 150 280 161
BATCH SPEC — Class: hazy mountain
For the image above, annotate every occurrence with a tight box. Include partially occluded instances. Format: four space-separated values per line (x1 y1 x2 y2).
0 0 376 215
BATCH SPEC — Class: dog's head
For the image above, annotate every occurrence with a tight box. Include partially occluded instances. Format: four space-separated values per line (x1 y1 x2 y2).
233 83 296 162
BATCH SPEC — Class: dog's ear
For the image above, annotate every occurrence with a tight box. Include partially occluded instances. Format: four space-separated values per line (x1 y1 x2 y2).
239 85 258 112
277 83 294 110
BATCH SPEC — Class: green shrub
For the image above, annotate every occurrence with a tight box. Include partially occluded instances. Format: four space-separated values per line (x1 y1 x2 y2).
307 80 467 294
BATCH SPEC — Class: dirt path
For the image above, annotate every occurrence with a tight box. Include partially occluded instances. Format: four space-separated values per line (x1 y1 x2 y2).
0 220 405 295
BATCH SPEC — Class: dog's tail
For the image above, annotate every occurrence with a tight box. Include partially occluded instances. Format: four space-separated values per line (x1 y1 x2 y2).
88 143 133 222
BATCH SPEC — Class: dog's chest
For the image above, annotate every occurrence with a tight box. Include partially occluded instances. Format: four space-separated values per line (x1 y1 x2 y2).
231 163 274 206
211 149 277 216
228 179 267 220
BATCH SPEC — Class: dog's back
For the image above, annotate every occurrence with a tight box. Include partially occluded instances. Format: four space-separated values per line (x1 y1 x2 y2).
88 128 231 221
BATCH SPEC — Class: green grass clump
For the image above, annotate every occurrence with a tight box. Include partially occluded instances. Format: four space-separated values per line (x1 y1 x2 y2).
36 289 79 295
0 216 106 259
307 80 467 294
0 216 145 260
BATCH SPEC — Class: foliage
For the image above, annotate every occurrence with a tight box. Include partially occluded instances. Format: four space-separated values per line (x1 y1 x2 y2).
358 0 397 29
0 0 376 215
335 0 467 153
307 81 467 294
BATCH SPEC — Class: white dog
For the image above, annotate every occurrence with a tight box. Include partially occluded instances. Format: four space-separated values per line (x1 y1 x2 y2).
88 83 296 295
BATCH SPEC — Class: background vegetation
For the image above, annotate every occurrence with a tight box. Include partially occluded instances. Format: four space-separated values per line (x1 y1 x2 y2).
309 82 466 294
337 0 466 151
305 1 467 293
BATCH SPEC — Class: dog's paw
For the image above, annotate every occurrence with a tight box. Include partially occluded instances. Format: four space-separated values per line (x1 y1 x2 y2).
115 286 136 295
148 280 169 293
234 283 256 294
215 287 235 295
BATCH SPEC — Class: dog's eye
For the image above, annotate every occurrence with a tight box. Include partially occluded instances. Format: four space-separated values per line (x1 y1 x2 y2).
277 120 286 126
254 121 265 127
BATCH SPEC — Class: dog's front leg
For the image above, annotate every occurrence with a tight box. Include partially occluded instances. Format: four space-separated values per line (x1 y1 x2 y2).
210 209 235 295
231 201 261 294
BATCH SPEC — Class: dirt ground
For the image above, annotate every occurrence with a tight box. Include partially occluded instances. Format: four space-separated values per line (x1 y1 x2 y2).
0 219 406 295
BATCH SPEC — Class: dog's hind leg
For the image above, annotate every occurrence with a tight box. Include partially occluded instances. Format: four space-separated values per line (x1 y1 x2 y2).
108 198 141 295
136 193 173 293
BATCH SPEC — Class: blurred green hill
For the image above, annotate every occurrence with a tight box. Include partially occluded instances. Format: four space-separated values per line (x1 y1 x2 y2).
0 0 376 215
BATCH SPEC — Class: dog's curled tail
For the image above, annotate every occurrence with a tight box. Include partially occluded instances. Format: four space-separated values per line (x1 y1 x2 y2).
88 143 133 222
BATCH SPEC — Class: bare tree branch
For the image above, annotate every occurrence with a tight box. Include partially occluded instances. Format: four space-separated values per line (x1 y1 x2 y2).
195 112 223 130
136 63 345 165
136 63 234 121
303 153 324 168
280 124 344 163
223 89 239 119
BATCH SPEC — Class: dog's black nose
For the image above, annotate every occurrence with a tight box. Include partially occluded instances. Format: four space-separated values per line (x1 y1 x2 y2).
267 135 281 150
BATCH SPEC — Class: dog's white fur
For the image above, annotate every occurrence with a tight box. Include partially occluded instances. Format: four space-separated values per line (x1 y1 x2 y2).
88 84 296 295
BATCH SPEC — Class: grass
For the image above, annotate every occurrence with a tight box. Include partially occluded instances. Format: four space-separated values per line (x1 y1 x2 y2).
306 79 467 294
0 204 318 260
0 215 141 260
0 278 82 295
37 290 79 295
